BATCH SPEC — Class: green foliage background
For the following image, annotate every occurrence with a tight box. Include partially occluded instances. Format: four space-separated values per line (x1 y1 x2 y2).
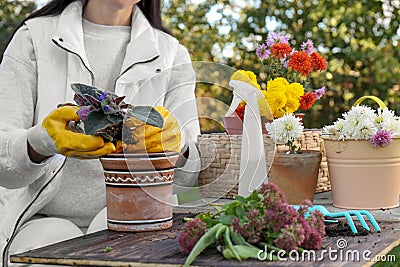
164 0 400 132
1 0 399 132
0 0 36 62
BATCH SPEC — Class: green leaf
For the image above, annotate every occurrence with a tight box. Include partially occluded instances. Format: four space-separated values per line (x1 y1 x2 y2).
248 200 259 209
71 83 103 99
225 204 237 216
128 106 164 128
235 195 247 204
217 214 235 225
84 109 112 135
107 114 123 124
246 190 261 202
235 205 246 219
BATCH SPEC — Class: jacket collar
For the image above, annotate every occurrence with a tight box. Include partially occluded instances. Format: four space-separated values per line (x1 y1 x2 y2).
52 1 160 75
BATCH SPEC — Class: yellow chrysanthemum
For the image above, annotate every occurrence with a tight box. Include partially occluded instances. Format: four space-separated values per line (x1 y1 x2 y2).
230 70 261 89
285 96 301 113
265 90 286 114
274 108 286 118
267 77 289 92
258 90 273 120
286 82 304 99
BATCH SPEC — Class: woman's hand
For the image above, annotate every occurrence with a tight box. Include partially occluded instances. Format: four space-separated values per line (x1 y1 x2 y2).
123 106 181 153
27 106 116 162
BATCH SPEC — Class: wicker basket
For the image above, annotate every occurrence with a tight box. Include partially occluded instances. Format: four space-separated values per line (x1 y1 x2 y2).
198 130 330 199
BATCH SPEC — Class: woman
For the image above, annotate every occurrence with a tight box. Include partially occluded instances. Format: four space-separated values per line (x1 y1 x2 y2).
0 0 200 265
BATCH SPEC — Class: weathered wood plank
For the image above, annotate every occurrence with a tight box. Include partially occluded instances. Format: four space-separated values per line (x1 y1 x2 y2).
10 213 400 267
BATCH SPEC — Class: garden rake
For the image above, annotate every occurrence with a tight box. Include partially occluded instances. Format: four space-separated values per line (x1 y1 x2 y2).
293 205 381 234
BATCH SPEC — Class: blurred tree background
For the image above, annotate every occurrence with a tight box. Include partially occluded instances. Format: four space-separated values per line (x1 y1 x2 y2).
1 0 399 132
0 0 36 62
164 0 400 132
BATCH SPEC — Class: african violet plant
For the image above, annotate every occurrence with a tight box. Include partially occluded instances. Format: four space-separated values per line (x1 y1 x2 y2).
70 83 164 143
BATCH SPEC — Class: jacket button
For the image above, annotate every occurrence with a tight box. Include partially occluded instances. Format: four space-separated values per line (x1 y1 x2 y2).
59 37 64 42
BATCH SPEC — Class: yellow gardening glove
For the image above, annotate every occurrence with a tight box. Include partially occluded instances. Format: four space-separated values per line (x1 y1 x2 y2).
28 106 116 159
123 106 181 153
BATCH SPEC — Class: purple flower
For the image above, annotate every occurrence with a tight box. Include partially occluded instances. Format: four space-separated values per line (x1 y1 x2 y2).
99 91 108 100
103 105 111 112
301 39 314 55
314 86 326 100
371 129 393 148
256 44 271 59
266 32 290 46
77 106 94 120
282 58 289 68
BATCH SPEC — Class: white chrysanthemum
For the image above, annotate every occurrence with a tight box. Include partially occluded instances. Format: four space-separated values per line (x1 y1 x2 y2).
265 113 303 144
376 108 400 135
332 118 346 140
340 105 377 139
324 104 400 141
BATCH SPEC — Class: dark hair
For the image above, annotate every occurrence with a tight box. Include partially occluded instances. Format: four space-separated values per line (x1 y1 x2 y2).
9 0 171 42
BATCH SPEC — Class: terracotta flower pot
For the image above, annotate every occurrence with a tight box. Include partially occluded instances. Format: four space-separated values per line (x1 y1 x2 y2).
99 152 179 232
222 116 268 135
323 138 400 209
268 150 322 204
294 113 305 123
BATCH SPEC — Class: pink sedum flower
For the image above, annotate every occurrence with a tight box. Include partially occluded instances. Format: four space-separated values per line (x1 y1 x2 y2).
177 217 207 255
370 129 393 148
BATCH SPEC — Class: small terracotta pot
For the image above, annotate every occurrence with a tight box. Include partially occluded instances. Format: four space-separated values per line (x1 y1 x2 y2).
323 138 400 209
222 116 268 135
269 150 322 204
99 152 179 232
294 113 305 123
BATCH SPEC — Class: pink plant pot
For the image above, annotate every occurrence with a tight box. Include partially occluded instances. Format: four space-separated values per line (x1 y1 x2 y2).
222 116 268 135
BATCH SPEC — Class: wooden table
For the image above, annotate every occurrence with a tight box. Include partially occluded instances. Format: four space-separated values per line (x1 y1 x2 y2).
9 212 400 267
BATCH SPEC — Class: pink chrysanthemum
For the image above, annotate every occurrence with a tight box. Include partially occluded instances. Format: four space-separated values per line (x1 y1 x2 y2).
370 129 393 148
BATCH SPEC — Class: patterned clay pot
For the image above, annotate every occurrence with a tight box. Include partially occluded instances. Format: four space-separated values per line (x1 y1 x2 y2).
99 152 179 232
269 150 322 205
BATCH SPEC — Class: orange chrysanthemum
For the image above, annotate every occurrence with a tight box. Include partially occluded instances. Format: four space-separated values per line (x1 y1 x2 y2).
299 92 316 110
311 52 327 71
270 43 292 59
288 51 313 76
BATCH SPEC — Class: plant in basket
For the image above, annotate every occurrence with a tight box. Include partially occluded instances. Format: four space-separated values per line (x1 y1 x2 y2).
224 32 327 134
69 83 181 232
265 113 322 204
322 96 400 209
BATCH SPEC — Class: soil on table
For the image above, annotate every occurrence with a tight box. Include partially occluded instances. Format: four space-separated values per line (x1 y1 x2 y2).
325 220 370 237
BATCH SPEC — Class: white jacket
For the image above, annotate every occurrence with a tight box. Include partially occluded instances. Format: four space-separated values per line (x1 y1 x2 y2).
0 1 200 265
